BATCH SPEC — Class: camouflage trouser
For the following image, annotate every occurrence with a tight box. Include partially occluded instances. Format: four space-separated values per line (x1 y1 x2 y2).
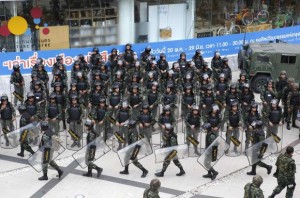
150 105 158 120
1 119 15 143
287 105 299 123
266 123 279 137
162 157 183 172
20 141 34 154
245 126 254 149
226 127 240 148
272 180 295 198
43 160 59 175
95 122 105 138
48 120 60 135
118 126 129 148
131 107 140 121
283 102 288 121
262 104 270 126
140 126 152 143
69 121 83 141
123 147 144 170
13 86 24 105
186 126 200 150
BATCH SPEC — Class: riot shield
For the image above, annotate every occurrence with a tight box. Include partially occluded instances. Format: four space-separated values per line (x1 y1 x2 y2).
184 127 205 157
225 127 243 157
245 136 278 166
154 144 188 163
7 122 41 148
72 136 111 169
197 136 230 171
27 137 65 172
66 126 84 151
111 129 126 152
0 121 16 149
117 138 153 167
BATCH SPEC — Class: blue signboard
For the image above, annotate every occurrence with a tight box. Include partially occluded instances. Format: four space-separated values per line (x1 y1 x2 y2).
1 25 300 76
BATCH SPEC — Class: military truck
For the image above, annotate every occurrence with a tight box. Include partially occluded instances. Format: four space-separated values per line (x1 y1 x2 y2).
239 42 300 93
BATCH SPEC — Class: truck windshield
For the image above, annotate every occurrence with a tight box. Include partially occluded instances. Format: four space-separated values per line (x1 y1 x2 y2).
257 55 269 62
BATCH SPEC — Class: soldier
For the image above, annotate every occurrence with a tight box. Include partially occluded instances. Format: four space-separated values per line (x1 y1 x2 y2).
30 71 46 92
204 104 222 135
143 179 161 198
33 80 47 119
107 48 119 77
137 103 155 143
82 120 103 178
269 146 296 198
159 105 176 134
221 57 232 83
201 84 216 118
240 83 255 126
51 70 67 94
185 105 201 155
177 52 187 75
192 50 204 75
200 62 212 80
0 95 16 146
36 63 49 98
225 100 243 154
123 43 135 69
244 102 261 150
147 81 160 121
52 82 67 130
52 55 64 75
45 93 62 135
77 54 90 74
282 78 295 126
181 84 195 118
67 80 80 107
286 83 300 130
89 82 106 110
260 80 278 125
89 47 100 66
211 51 222 81
275 70 288 102
66 94 84 147
119 120 149 178
237 71 248 92
214 73 229 110
157 53 169 85
161 84 177 116
17 105 35 157
247 120 272 175
199 73 211 96
92 97 108 138
128 84 143 120
10 64 25 106
76 71 90 107
108 84 122 117
155 124 185 177
112 70 126 95
244 175 264 198
99 64 110 94
32 57 44 72
115 101 131 149
266 99 283 138
38 121 64 180
71 60 84 81
202 122 219 180
140 46 152 68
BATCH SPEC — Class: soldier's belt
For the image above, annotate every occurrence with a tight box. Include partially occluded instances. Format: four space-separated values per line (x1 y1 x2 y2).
68 129 80 141
2 128 10 134
212 145 218 162
271 133 281 143
258 143 268 159
20 130 29 143
13 91 23 101
187 135 199 146
114 132 125 143
230 136 241 147
166 149 177 161
130 144 141 160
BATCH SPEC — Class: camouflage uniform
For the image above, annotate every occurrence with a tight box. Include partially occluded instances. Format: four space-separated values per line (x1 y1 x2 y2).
45 98 62 135
10 66 24 106
0 98 16 146
286 83 300 129
281 78 294 123
270 147 296 198
260 81 278 125
244 175 264 198
143 179 161 198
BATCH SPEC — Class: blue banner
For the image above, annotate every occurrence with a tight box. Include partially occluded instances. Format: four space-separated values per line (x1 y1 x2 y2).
1 25 300 76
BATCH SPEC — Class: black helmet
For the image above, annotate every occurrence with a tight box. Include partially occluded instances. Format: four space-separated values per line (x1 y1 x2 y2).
36 58 43 64
94 81 102 87
18 105 26 113
34 80 42 86
31 71 38 78
203 62 209 67
145 46 151 52
93 47 99 53
251 102 258 109
125 43 132 48
41 121 49 131
70 80 77 87
203 122 212 130
230 99 239 107
95 54 102 62
54 70 62 77
222 57 229 63
56 55 63 61
85 120 94 128
132 83 139 90
78 54 84 60
142 103 149 109
160 53 166 58
1 94 8 101
54 82 62 88
180 52 186 57
112 83 120 89
71 94 78 100
240 71 247 77
50 93 57 99
99 97 106 103
184 83 192 90
128 120 136 127
111 48 117 53
74 60 80 66
13 63 20 70
195 50 201 55
230 84 237 89
206 84 213 90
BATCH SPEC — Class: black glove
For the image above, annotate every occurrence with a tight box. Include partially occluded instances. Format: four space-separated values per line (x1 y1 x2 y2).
67 119 70 124
273 168 278 178
77 121 81 124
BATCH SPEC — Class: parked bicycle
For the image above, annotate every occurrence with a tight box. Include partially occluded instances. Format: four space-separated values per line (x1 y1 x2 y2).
273 9 294 28
242 9 269 25
217 18 241 36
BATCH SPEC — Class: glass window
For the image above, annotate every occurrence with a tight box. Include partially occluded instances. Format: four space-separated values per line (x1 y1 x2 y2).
257 54 269 62
281 55 296 64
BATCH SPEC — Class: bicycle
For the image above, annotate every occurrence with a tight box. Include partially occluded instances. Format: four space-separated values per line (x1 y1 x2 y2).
242 9 269 25
273 9 294 28
217 19 242 36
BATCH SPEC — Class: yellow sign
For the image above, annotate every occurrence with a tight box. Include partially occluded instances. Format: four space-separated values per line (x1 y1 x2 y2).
39 26 70 50
8 16 28 35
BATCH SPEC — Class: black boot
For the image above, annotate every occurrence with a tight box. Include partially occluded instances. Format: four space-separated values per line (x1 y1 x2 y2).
119 165 129 175
247 164 256 175
38 170 48 180
17 148 25 157
96 167 103 178
176 168 185 176
210 168 218 180
28 148 35 155
56 168 63 178
155 170 165 177
267 165 272 174
286 122 291 130
203 171 212 178
292 120 299 128
71 141 77 148
141 168 148 178
268 192 276 198
82 168 92 177
259 162 272 174
155 163 168 177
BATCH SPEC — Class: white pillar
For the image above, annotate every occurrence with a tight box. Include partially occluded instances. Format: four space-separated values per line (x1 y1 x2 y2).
11 1 20 52
118 0 135 44
185 0 195 39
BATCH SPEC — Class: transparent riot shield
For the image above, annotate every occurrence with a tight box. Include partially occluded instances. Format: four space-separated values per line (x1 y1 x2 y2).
225 127 243 157
0 121 17 149
66 125 84 151
271 125 283 153
72 136 111 169
27 137 65 172
184 127 204 157
111 129 126 152
154 144 188 163
7 122 41 148
197 136 230 171
117 138 153 167
245 136 278 166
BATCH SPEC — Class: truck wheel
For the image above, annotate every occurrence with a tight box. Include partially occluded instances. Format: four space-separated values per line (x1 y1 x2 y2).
251 75 270 93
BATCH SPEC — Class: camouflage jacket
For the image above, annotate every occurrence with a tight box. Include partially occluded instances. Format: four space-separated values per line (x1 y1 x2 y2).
276 153 296 183
143 188 160 198
10 71 24 86
244 183 264 198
